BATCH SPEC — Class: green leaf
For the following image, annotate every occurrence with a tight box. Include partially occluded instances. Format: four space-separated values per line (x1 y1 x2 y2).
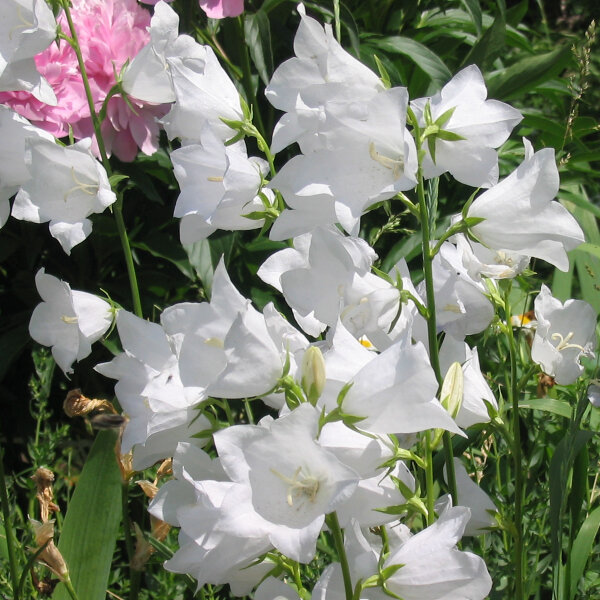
244 11 274 86
0 520 8 561
365 36 452 88
572 205 600 313
461 11 505 68
549 430 595 579
552 258 574 302
260 0 291 12
183 239 214 297
132 235 195 280
574 242 600 260
519 397 572 419
460 0 483 36
53 430 122 600
486 45 572 100
570 504 600 598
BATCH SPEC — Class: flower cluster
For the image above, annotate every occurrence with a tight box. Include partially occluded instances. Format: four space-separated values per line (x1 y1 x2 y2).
3 2 597 599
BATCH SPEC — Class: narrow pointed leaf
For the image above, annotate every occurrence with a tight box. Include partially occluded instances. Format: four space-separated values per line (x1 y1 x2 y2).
52 430 122 600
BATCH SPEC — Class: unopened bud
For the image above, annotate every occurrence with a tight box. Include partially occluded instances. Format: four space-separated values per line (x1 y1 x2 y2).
441 362 464 419
301 346 326 404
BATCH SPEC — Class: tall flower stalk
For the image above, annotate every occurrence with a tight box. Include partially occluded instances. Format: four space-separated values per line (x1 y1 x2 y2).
58 0 142 318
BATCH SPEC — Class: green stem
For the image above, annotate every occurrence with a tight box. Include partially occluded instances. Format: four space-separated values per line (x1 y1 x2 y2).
60 6 110 173
63 575 81 600
114 195 143 318
235 16 266 142
424 432 435 525
327 512 353 600
60 1 143 318
442 431 458 502
0 448 20 600
503 287 524 600
414 148 458 508
121 482 141 600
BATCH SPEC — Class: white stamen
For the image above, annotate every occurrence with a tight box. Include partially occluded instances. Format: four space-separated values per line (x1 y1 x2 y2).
551 331 586 353
369 142 404 181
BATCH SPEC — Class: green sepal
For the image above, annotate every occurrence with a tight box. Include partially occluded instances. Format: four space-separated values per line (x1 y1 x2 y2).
434 105 457 128
435 130 466 142
374 55 391 89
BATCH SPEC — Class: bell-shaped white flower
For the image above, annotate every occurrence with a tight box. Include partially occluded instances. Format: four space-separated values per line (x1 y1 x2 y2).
95 309 210 470
531 284 596 385
426 242 494 339
0 0 57 104
0 105 54 228
270 87 417 238
384 505 493 599
11 137 116 254
340 327 464 436
265 3 383 154
467 140 584 271
208 302 309 399
454 232 530 280
123 1 242 143
258 226 391 337
29 269 112 376
172 125 267 243
411 64 522 188
214 403 359 562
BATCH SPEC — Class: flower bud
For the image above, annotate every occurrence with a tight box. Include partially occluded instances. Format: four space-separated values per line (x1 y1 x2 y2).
300 346 326 404
441 362 464 419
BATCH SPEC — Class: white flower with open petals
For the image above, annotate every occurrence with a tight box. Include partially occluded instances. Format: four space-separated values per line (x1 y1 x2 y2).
214 403 359 562
411 64 522 188
0 105 54 228
384 505 492 599
172 125 267 243
467 140 584 271
29 269 112 375
531 285 596 385
123 1 242 143
0 0 57 104
265 3 383 154
11 137 116 254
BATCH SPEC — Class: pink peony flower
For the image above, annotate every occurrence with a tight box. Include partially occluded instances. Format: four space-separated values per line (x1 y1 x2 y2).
140 0 244 19
199 0 244 18
0 0 169 162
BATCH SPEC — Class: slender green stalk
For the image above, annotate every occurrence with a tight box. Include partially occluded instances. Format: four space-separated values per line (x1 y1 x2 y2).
327 512 353 600
60 0 143 318
60 3 110 173
503 286 524 600
235 17 267 141
121 482 141 600
424 432 435 526
63 575 81 600
0 448 20 600
114 195 143 318
414 153 458 507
